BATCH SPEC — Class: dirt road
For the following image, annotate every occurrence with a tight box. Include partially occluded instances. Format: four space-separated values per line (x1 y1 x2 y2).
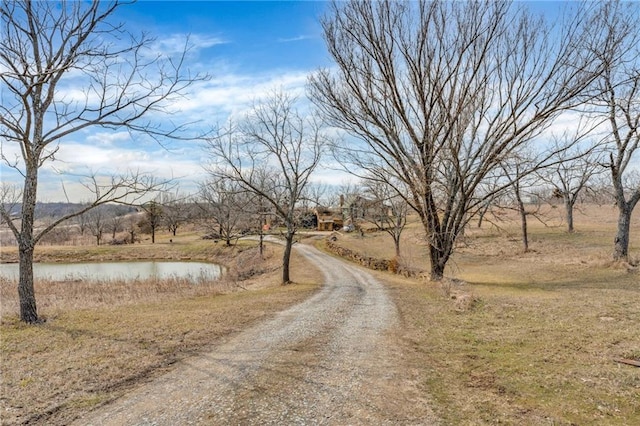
73 243 437 425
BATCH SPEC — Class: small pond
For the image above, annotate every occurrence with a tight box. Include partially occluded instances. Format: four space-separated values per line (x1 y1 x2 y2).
0 261 223 283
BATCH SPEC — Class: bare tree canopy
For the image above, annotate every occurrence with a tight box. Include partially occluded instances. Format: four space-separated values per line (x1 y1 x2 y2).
160 189 194 237
362 178 409 259
0 0 207 323
198 179 253 247
205 91 326 284
540 133 605 234
309 0 609 280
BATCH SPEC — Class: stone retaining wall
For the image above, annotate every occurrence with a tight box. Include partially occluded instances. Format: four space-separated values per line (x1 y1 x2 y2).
324 236 427 279
325 239 392 272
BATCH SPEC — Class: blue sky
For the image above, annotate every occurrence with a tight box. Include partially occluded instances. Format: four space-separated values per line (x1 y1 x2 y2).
1 1 634 203
2 1 335 202
114 1 330 72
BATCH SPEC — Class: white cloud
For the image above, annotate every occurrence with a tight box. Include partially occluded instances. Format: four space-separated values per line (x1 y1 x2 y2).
310 166 357 187
169 70 310 123
86 131 132 146
277 35 313 43
151 33 228 58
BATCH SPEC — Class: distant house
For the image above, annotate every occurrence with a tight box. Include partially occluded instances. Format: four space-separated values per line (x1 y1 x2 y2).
313 194 391 232
340 194 390 224
314 206 343 231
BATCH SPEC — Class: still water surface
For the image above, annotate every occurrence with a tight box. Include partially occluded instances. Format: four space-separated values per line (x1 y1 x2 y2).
0 261 223 283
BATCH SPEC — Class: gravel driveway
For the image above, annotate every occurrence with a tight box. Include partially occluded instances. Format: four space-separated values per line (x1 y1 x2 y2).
72 243 437 425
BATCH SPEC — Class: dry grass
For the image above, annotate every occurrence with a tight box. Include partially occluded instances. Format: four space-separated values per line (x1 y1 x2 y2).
386 272 639 425
2 205 639 425
0 234 322 425
332 204 640 425
0 235 274 319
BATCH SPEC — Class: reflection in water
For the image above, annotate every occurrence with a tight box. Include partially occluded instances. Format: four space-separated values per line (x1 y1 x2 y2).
0 261 223 283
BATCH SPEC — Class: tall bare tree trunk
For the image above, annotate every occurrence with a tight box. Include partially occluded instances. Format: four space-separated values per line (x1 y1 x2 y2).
393 235 401 258
18 247 38 323
613 203 632 260
428 243 446 281
282 229 295 284
519 198 529 253
565 196 575 234
18 166 39 323
424 190 453 281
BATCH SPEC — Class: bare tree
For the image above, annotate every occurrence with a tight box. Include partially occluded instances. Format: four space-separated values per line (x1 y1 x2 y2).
362 179 408 258
124 214 140 244
473 174 505 229
0 1 205 322
499 153 547 253
107 209 126 239
139 200 163 244
161 190 192 237
540 135 605 233
198 179 251 246
86 208 106 246
0 183 21 228
322 183 343 208
305 182 330 208
309 0 608 280
205 92 325 284
74 204 90 236
590 2 640 261
584 175 617 206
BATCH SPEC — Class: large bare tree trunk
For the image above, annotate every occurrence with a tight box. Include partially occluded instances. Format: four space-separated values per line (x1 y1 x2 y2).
18 166 39 323
428 244 446 282
393 235 401 259
282 230 295 284
18 247 38 323
613 204 632 260
565 196 575 234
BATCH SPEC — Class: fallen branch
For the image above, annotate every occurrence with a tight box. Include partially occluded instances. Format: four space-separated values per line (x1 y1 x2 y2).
613 358 640 367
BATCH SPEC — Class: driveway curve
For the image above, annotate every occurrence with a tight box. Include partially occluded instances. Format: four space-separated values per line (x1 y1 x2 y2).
73 242 437 425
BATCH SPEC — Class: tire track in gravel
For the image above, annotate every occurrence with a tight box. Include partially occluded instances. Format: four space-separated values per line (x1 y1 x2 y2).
73 242 437 425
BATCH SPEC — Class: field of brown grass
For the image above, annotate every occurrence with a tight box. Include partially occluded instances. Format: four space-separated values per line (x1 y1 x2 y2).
1 204 638 425
330 203 639 425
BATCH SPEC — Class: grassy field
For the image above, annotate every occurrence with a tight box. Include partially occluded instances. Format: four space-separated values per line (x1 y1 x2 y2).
1 204 639 425
331 203 640 425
